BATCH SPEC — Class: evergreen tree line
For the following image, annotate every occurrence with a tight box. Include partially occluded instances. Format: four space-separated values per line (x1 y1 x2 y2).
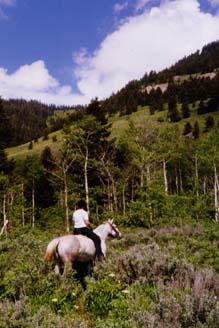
101 40 219 117
0 98 85 147
101 72 219 118
141 40 219 84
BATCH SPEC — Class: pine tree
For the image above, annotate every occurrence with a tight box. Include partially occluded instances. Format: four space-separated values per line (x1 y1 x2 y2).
204 115 215 132
197 100 206 115
167 96 181 122
193 121 200 139
181 101 190 118
86 97 107 124
183 122 192 136
126 94 138 114
28 141 33 150
0 98 13 174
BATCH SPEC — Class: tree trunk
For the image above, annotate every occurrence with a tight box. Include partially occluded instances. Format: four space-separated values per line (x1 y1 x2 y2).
84 147 90 213
203 176 207 194
21 183 25 227
214 162 219 222
179 167 183 193
140 165 144 187
146 165 151 184
0 194 8 236
101 158 118 212
163 159 168 194
63 167 69 232
195 153 199 197
32 179 35 228
131 175 134 201
3 193 6 224
96 205 99 221
175 166 179 194
112 178 118 212
107 178 112 211
122 184 126 216
1 193 8 236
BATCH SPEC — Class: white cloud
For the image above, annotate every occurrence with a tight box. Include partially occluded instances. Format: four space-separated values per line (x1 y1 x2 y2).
114 1 129 14
0 61 89 106
73 48 90 66
0 0 219 106
7 61 58 91
73 0 219 101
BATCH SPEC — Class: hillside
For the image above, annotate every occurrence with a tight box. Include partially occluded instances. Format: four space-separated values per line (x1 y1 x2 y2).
2 40 219 152
6 99 219 160
0 98 84 148
2 40 219 328
6 130 64 160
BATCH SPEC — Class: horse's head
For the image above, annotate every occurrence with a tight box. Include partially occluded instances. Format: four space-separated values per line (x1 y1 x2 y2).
107 219 122 239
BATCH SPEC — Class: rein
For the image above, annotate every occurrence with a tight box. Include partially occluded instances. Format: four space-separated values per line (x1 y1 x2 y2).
107 221 120 238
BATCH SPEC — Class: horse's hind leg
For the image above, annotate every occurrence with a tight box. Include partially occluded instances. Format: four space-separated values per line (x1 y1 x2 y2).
87 260 94 276
54 263 60 275
73 262 87 290
54 258 64 275
63 261 73 276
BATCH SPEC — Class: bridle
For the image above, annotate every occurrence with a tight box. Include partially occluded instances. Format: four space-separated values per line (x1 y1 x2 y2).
107 220 121 239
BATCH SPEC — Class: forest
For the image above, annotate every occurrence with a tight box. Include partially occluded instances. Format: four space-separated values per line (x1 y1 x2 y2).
1 40 219 327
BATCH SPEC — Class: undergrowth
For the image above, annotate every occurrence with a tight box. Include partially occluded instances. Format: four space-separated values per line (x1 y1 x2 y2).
1 219 219 327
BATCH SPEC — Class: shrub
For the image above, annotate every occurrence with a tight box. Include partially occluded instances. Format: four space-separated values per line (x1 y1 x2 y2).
127 200 151 227
157 116 165 123
85 278 122 318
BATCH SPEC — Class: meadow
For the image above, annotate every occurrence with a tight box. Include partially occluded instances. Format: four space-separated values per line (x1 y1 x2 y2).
1 214 219 327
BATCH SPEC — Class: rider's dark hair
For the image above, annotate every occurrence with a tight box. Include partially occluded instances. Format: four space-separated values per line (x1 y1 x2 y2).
77 199 86 209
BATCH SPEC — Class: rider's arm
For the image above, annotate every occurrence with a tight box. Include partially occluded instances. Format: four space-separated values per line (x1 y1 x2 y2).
84 210 92 228
85 220 92 228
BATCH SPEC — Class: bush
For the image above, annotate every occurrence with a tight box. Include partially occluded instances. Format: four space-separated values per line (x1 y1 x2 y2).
85 278 123 318
127 200 151 227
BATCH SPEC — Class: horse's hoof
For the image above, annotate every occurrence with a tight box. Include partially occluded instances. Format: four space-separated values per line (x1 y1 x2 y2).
96 254 105 263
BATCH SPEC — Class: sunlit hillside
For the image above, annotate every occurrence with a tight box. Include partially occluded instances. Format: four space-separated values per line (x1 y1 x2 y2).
6 102 219 160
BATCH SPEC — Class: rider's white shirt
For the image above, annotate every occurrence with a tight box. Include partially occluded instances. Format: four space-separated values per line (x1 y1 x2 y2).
72 209 88 228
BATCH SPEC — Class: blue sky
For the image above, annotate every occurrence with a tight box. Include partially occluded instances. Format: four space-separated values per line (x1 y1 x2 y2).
0 0 219 105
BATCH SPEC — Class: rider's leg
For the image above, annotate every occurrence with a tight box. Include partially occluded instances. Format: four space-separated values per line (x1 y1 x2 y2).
83 229 104 261
74 227 104 261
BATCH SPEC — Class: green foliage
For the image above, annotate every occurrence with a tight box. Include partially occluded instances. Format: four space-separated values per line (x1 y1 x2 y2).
85 278 122 318
3 39 219 327
127 200 151 227
1 221 219 326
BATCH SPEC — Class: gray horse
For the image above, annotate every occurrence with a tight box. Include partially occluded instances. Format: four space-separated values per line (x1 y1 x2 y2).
45 220 122 277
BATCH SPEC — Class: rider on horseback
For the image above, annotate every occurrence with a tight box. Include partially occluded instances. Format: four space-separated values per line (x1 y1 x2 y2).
72 200 104 262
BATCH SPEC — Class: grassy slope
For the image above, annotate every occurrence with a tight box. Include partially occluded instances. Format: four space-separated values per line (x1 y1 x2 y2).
6 104 219 160
6 130 64 160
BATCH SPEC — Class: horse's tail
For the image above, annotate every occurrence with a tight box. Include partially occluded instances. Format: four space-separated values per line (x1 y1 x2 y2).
44 238 59 262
